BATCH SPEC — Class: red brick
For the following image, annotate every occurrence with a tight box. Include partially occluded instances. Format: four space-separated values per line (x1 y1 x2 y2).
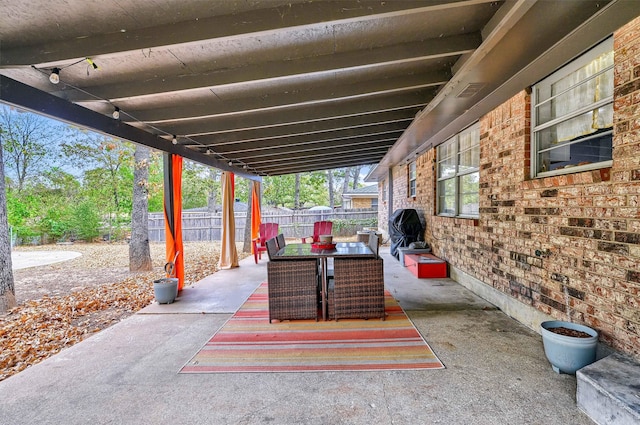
384 17 640 357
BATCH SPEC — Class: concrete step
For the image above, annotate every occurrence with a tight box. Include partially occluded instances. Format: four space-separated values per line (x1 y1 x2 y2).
577 352 640 425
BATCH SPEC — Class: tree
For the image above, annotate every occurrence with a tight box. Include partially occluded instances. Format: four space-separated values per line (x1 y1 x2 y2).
5 188 37 242
0 128 16 313
327 170 335 208
0 106 58 192
234 177 249 203
62 131 134 239
263 174 295 207
181 161 212 209
342 167 352 196
31 168 82 242
294 174 301 209
207 168 219 213
146 152 165 212
70 201 101 241
242 179 253 253
129 145 152 271
301 171 328 206
352 165 361 189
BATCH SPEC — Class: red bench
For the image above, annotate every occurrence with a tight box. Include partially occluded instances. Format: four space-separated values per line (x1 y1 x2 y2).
405 254 447 278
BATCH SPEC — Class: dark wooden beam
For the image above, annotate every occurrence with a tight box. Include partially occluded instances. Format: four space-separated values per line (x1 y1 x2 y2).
52 34 479 102
1 1 482 66
0 76 260 181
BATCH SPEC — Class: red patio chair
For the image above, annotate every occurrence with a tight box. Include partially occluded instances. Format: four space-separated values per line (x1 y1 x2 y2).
301 221 333 243
253 222 279 263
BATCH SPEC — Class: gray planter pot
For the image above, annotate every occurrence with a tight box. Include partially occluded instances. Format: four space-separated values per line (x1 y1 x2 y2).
540 320 598 374
153 278 179 304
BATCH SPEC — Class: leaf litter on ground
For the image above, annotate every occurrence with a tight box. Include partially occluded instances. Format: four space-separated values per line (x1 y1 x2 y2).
1 241 250 382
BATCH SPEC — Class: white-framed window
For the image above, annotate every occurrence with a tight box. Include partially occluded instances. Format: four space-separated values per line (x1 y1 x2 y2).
437 123 480 217
408 162 416 197
532 37 613 177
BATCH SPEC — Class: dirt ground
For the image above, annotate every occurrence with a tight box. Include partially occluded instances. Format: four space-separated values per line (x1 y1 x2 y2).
11 241 251 302
1 241 250 382
13 243 172 304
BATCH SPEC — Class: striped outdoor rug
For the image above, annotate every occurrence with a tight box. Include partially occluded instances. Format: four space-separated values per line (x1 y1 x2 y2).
180 283 444 373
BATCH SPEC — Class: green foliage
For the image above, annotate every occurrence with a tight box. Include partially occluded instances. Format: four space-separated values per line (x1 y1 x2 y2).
262 172 329 208
40 167 81 198
60 131 135 240
234 176 249 203
300 172 328 207
5 190 38 240
146 152 164 212
2 108 377 243
263 174 294 207
181 161 212 209
330 217 378 236
37 203 71 240
71 201 101 241
61 131 135 214
145 157 221 212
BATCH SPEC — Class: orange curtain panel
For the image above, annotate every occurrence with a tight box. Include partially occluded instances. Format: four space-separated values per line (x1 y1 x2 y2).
163 153 185 290
250 181 261 254
219 171 239 269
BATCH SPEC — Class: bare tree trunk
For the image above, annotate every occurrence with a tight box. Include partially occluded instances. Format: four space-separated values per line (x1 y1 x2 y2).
342 167 351 195
0 137 16 313
327 170 335 208
242 179 253 253
352 165 361 189
207 168 218 213
129 145 152 272
294 173 301 209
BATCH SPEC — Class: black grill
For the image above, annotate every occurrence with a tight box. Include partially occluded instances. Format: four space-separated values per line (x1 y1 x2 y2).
388 209 425 259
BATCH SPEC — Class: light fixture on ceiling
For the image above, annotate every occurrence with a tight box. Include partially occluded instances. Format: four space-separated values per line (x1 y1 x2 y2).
172 135 178 145
49 68 60 84
112 107 120 120
228 161 233 166
86 58 98 70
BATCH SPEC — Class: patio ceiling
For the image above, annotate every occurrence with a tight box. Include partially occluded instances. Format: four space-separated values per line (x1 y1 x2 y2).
1 0 638 180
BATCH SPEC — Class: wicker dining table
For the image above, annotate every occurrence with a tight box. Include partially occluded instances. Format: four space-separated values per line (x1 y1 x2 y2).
273 242 376 320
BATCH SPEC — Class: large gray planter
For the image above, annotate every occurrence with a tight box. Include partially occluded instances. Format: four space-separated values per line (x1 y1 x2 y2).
541 320 598 374
153 278 178 304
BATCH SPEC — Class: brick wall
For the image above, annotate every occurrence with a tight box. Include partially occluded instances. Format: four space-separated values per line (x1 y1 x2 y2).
382 17 640 357
380 155 432 229
378 181 388 232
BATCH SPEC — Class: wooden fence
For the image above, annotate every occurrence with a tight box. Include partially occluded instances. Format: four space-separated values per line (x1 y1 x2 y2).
148 209 378 242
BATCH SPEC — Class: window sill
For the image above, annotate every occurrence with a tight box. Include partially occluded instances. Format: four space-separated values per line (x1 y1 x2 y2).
535 161 612 179
525 166 611 189
437 215 479 226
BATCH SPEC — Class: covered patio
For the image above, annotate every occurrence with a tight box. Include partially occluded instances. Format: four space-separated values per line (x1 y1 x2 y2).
0 247 595 424
2 1 635 178
2 1 640 423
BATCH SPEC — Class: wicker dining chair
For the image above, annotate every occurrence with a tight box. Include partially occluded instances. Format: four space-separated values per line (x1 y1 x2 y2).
330 257 385 321
276 233 286 250
368 233 380 257
265 237 280 260
267 259 319 323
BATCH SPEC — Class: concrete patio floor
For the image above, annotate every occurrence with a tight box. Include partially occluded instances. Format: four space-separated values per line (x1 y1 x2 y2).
0 247 595 424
